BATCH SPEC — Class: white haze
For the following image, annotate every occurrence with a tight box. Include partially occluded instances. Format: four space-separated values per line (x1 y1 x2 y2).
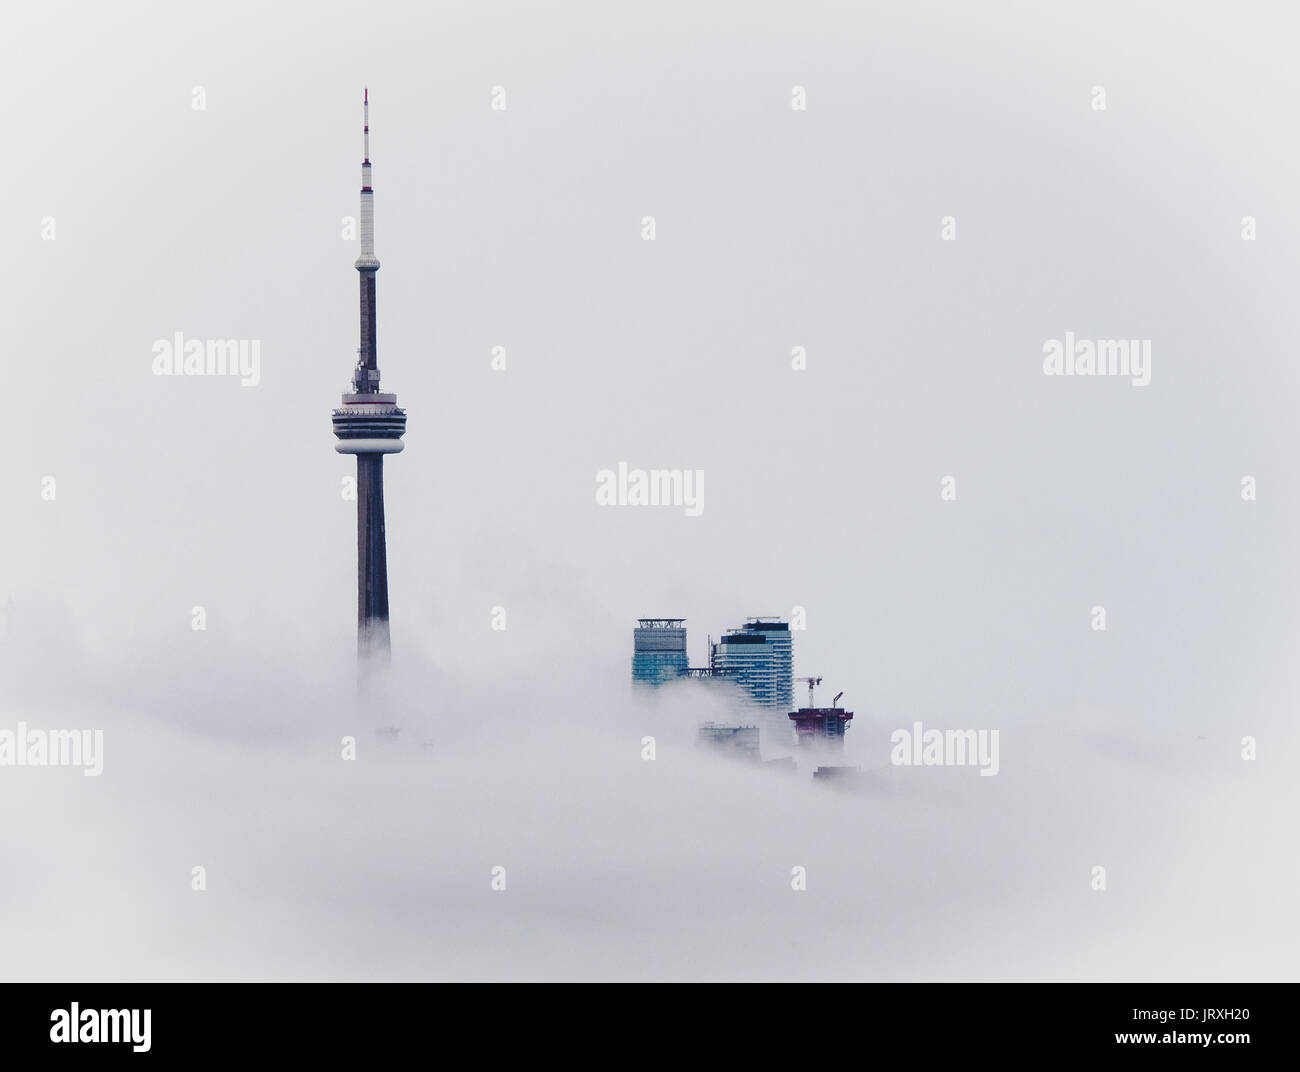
2 619 1296 981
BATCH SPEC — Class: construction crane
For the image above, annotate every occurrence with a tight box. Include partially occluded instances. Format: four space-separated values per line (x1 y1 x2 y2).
798 676 823 708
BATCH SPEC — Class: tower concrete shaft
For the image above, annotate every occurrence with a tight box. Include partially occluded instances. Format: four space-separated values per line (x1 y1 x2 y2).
356 453 390 656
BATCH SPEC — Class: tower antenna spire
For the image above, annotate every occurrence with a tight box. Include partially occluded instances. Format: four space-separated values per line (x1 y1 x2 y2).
356 89 377 271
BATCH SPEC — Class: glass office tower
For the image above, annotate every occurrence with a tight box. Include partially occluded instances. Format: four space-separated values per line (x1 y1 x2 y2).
632 619 689 685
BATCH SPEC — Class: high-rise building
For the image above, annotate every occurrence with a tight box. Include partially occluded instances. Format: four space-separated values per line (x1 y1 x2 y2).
697 722 761 761
332 89 407 662
709 618 793 709
632 619 689 685
789 679 854 748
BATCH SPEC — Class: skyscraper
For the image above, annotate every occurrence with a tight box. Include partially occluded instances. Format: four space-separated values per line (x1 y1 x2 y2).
632 619 689 685
710 618 793 709
333 90 407 661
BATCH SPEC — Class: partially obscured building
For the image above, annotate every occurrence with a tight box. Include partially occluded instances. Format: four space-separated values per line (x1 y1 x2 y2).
632 618 689 685
812 765 869 790
709 618 793 709
790 704 854 747
789 678 853 748
697 722 761 761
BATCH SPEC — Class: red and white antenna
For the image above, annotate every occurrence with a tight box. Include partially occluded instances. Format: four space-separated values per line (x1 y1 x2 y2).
363 87 370 166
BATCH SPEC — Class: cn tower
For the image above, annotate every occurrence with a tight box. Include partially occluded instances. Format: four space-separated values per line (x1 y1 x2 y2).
332 89 407 661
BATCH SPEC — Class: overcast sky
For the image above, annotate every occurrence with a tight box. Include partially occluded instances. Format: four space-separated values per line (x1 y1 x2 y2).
2 0 1297 980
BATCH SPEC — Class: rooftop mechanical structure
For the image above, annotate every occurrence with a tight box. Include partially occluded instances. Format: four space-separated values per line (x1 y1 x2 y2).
333 89 407 662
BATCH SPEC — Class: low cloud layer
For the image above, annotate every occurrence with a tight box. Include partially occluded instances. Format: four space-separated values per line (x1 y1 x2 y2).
2 625 1292 982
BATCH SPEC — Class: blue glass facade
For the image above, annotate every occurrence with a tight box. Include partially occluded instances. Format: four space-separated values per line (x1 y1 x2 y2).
632 619 688 685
